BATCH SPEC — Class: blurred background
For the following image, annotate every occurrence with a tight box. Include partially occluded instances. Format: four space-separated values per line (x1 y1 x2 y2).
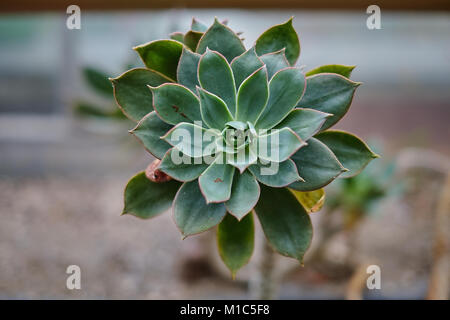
0 1 449 299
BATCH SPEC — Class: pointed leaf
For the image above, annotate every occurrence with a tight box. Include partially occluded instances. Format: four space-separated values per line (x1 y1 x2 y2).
150 83 201 125
249 159 302 187
225 171 260 220
134 40 183 81
257 128 305 163
173 181 226 236
297 73 361 131
177 48 201 94
123 172 181 219
315 130 379 178
217 213 254 277
111 68 171 122
184 30 203 51
290 188 325 213
158 148 208 182
169 32 184 43
230 47 264 88
256 67 305 129
83 67 113 97
255 185 313 263
255 18 300 66
162 122 220 158
259 49 290 79
306 64 355 78
196 19 245 62
191 18 208 32
199 158 235 203
130 111 172 159
225 145 258 173
236 66 269 123
198 49 237 115
275 108 331 140
197 87 233 129
290 137 346 191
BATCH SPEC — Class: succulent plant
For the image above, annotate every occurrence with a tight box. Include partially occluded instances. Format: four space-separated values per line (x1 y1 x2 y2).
110 17 378 277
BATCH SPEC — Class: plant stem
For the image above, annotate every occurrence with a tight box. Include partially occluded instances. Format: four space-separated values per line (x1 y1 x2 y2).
250 237 277 300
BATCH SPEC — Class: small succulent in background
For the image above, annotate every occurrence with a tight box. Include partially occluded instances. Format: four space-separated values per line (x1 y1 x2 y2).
110 17 378 277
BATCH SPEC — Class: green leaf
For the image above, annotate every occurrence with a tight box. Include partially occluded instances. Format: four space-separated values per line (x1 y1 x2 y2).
290 137 346 191
169 32 184 43
134 40 183 81
197 87 233 129
225 145 258 173
184 30 203 51
158 148 208 182
230 47 264 88
255 185 313 263
74 102 125 120
161 122 220 158
315 130 379 178
130 111 172 159
275 108 331 141
297 73 361 131
257 128 306 163
191 18 208 32
111 68 171 122
249 159 302 187
225 171 260 220
259 49 290 79
173 181 226 237
306 64 355 78
196 18 245 62
198 158 235 203
255 18 300 66
198 49 237 116
83 67 113 97
217 213 254 277
123 172 181 219
236 66 269 123
290 188 325 213
177 48 201 94
150 83 201 125
256 67 305 129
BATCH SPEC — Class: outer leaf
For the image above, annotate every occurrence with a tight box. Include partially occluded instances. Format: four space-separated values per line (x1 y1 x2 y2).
158 148 208 182
191 18 208 32
177 48 201 94
230 47 264 88
83 67 113 97
306 64 355 78
255 18 300 66
198 49 237 115
133 40 183 81
257 128 306 163
297 73 361 131
217 213 254 277
255 185 313 263
123 172 181 219
161 122 220 158
169 32 184 43
259 49 290 79
198 158 235 203
197 87 233 129
184 30 203 51
236 66 269 123
196 18 246 62
111 68 171 122
290 137 346 191
150 83 201 125
275 108 331 141
173 181 226 237
256 67 305 129
130 111 172 159
249 159 302 187
315 130 379 178
225 171 260 220
290 188 325 213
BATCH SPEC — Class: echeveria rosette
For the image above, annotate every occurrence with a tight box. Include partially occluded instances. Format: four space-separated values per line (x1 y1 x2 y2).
112 17 378 277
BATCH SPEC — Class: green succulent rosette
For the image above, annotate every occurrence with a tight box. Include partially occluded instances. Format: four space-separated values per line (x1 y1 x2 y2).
111 17 378 277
